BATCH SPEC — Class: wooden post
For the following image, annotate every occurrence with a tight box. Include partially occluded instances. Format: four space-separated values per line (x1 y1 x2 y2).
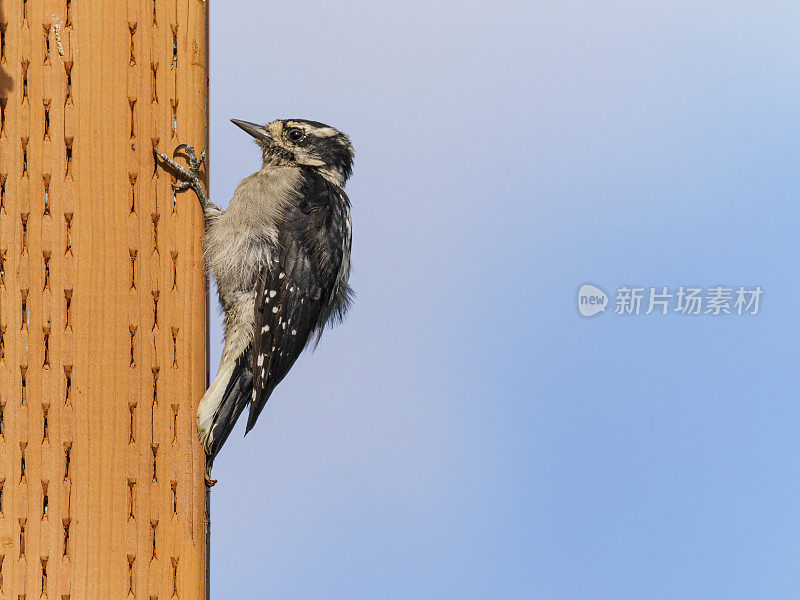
0 1 209 598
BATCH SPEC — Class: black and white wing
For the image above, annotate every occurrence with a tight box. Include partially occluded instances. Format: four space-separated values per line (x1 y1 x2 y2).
246 172 352 432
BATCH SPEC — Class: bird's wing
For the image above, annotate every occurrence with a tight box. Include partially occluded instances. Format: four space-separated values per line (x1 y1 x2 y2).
247 176 350 432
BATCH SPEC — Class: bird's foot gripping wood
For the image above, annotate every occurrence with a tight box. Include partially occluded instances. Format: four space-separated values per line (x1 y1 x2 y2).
204 469 217 488
154 144 220 220
204 451 218 488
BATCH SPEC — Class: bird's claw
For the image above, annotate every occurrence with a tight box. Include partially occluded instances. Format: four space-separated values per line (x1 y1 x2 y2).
174 144 205 172
173 143 193 158
204 449 217 487
153 144 206 193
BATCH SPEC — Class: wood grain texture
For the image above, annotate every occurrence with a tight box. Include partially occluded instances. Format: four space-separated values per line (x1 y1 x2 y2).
0 1 209 598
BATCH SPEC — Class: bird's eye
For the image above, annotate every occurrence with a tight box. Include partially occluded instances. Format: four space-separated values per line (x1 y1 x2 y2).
287 128 304 142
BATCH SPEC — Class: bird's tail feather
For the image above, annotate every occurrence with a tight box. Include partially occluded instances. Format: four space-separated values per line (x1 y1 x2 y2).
197 348 253 471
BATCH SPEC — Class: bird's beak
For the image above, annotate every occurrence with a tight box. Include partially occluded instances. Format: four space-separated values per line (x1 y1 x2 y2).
231 119 272 142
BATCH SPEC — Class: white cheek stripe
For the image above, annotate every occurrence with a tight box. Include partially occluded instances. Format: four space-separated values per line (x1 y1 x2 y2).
315 127 338 138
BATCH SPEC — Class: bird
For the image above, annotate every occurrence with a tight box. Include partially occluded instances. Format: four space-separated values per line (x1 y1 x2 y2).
154 118 354 484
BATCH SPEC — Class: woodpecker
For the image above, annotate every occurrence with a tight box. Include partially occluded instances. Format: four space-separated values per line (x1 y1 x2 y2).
155 119 354 482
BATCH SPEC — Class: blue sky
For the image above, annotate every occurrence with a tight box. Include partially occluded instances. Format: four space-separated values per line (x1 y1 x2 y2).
207 2 800 598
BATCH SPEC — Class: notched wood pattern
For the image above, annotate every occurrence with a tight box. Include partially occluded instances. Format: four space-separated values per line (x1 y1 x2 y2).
0 1 208 597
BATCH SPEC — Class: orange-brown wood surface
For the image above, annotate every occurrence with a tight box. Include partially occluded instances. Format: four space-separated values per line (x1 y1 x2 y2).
0 1 209 598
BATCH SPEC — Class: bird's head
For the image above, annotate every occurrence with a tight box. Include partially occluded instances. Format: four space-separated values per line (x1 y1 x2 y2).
232 118 354 186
